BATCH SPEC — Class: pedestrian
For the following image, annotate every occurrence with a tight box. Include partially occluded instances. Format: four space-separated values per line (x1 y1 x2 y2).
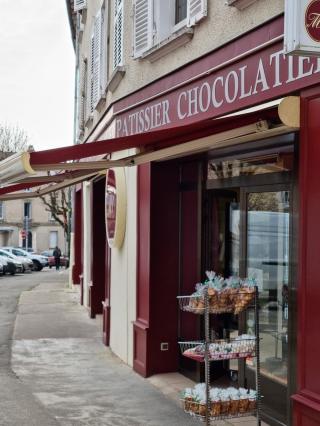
53 246 61 271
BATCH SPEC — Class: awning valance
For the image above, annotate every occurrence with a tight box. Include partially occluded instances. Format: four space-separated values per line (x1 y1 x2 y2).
0 97 300 200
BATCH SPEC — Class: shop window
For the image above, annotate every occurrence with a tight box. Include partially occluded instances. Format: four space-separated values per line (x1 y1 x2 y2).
0 201 3 220
133 0 207 59
208 151 294 181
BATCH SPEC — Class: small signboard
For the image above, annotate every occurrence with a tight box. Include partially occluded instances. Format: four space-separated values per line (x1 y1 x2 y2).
284 0 320 56
20 230 26 238
105 168 126 249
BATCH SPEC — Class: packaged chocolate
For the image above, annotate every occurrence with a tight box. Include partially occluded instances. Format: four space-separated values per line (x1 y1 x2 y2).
199 401 207 416
229 396 240 415
210 399 221 417
238 395 249 413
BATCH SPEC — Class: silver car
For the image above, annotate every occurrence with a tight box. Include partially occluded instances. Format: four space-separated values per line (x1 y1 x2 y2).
0 249 23 274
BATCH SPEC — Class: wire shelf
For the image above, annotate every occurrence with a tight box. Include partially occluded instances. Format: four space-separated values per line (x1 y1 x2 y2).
177 288 255 315
181 399 257 422
178 338 256 362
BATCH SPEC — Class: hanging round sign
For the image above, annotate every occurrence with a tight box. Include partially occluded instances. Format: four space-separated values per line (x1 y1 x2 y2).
105 168 126 249
306 0 320 42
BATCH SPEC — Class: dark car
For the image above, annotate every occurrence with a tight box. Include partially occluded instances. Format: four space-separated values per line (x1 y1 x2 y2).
41 250 69 268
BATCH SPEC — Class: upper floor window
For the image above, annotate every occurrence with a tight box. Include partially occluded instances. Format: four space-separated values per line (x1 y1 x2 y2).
133 0 207 58
24 201 31 219
176 0 187 24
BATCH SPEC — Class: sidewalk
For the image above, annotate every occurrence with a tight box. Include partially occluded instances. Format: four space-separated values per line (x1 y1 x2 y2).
11 272 265 426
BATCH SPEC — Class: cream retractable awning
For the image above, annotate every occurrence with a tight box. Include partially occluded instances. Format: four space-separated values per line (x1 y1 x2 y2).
0 97 300 200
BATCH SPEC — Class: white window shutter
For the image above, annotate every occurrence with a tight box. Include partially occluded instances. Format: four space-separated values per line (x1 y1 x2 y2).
89 34 96 114
79 58 87 130
133 0 153 58
74 0 87 12
90 10 102 112
187 0 207 27
114 0 124 68
100 4 107 96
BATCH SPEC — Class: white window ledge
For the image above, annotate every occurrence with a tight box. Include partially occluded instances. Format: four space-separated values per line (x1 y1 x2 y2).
141 27 194 63
226 0 258 10
108 66 126 93
84 114 93 128
95 95 106 112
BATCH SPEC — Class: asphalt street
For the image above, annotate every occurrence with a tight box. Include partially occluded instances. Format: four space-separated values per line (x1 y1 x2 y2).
0 269 59 426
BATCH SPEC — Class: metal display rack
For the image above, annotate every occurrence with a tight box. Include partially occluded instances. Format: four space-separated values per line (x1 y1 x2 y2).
177 286 261 426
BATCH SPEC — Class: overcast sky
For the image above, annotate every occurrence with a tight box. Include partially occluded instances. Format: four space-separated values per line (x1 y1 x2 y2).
0 0 75 151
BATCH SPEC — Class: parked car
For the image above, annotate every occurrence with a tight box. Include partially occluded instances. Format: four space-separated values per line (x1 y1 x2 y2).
0 257 7 275
2 247 47 271
0 249 33 272
41 250 69 269
0 250 23 274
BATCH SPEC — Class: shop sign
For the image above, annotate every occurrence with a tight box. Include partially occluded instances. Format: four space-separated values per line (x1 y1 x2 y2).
284 0 320 56
115 42 320 137
105 168 126 249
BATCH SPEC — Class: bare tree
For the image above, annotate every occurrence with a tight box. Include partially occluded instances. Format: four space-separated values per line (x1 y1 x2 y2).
40 189 72 256
0 123 29 154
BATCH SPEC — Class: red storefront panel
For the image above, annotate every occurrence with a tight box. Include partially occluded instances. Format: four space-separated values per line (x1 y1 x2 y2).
292 87 320 424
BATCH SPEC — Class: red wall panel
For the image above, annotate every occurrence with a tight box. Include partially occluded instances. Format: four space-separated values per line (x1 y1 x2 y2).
133 164 151 376
90 177 106 318
72 188 83 285
292 88 320 424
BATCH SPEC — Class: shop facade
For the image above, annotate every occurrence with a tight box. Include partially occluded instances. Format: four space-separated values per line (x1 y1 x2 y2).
66 3 320 426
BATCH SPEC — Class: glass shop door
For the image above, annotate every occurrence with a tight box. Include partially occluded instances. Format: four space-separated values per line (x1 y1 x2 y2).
204 185 292 425
243 186 291 426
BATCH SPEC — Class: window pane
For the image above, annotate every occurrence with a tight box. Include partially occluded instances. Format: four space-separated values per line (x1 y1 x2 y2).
246 191 289 384
49 231 58 249
176 0 187 23
208 152 293 180
24 202 31 218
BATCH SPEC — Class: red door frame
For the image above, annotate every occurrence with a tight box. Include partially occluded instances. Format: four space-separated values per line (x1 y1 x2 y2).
89 177 107 319
72 187 82 285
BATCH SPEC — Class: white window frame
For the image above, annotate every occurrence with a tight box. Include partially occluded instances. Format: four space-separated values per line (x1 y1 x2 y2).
23 201 32 220
48 211 56 222
49 231 58 249
133 0 207 59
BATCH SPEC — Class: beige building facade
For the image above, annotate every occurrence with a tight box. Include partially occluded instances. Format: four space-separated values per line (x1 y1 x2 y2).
69 2 320 425
0 197 66 253
72 0 284 367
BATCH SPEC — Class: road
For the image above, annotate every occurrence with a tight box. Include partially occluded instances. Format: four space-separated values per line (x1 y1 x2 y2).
0 269 60 426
